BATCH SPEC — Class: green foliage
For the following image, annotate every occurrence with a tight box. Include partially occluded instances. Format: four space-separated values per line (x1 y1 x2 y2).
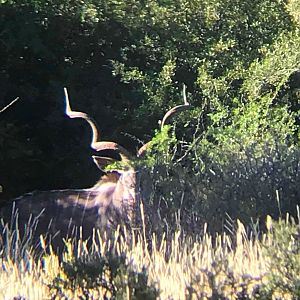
242 30 300 100
257 215 300 299
141 125 177 167
111 0 298 133
286 0 300 26
49 252 158 299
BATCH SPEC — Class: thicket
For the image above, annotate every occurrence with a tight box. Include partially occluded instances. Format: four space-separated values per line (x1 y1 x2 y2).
0 0 299 228
140 137 300 234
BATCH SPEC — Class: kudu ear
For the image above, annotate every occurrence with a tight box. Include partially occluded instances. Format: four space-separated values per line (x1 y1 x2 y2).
92 155 118 172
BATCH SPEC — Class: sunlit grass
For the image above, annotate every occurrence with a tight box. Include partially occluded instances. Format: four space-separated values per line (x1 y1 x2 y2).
0 213 299 299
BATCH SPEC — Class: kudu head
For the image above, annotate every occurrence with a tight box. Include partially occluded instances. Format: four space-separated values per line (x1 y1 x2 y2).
0 86 191 254
64 88 137 214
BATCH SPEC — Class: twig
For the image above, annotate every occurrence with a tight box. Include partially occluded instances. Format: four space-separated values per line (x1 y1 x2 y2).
0 97 20 113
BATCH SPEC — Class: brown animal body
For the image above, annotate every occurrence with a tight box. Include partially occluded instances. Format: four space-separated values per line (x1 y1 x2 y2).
0 87 190 253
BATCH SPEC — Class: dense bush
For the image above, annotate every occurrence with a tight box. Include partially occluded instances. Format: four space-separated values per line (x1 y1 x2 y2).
141 135 300 233
49 251 158 299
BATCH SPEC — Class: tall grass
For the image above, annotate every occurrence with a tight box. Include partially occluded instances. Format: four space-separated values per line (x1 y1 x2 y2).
0 212 299 299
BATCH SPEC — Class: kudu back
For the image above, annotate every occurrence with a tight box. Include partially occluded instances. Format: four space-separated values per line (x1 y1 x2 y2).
0 87 191 253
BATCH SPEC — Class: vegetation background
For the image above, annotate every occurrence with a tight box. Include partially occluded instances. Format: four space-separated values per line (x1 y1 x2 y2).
0 1 300 299
0 0 299 231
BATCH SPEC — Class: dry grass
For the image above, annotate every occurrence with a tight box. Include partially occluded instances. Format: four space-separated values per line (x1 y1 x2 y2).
0 215 298 299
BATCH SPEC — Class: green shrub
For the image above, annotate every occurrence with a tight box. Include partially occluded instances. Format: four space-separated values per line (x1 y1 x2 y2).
140 133 300 234
257 215 300 299
49 249 159 299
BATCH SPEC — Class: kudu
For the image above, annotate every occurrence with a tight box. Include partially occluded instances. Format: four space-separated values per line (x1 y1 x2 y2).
0 87 191 253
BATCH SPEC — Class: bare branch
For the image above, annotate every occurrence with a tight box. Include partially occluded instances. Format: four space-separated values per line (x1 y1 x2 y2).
183 83 188 105
0 97 20 113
